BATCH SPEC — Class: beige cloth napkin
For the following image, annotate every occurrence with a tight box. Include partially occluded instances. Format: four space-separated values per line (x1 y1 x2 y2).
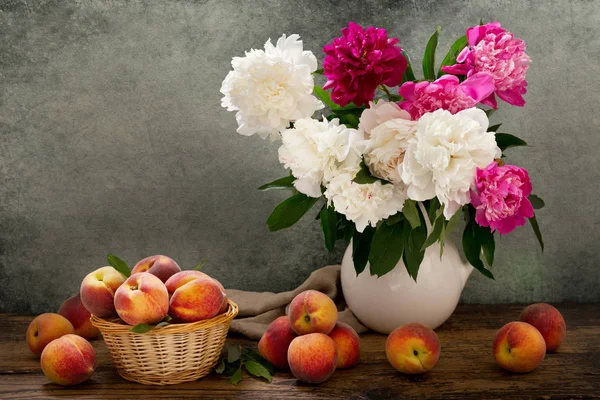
226 265 368 340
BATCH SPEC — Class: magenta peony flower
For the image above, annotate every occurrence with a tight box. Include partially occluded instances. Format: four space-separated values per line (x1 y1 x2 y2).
323 22 407 107
442 22 531 108
470 162 534 235
398 72 495 119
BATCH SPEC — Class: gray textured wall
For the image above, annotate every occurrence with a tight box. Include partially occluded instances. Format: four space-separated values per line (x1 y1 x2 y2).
1 0 599 313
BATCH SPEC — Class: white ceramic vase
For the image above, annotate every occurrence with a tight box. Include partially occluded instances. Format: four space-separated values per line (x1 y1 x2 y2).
340 233 473 334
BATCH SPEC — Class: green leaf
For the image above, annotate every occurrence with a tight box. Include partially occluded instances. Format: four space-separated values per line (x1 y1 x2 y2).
155 321 170 328
484 108 496 118
130 323 156 334
313 85 338 110
266 193 319 232
403 219 427 280
230 366 243 385
385 213 404 226
320 206 337 252
421 214 444 251
402 200 421 229
244 360 272 383
529 214 544 251
488 123 502 132
369 222 406 277
495 133 528 151
462 221 495 279
107 254 130 278
529 194 545 210
227 345 241 363
258 176 295 191
333 108 364 128
194 257 208 271
438 35 468 77
445 207 463 236
427 197 441 223
475 224 495 267
401 50 416 83
352 226 375 275
313 68 324 75
353 160 380 184
215 359 226 374
241 347 275 375
422 26 441 81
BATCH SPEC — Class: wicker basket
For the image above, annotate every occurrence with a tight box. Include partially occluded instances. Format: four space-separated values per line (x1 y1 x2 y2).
91 300 238 385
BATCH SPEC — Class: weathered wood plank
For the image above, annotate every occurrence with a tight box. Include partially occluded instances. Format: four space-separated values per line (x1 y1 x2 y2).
0 304 598 399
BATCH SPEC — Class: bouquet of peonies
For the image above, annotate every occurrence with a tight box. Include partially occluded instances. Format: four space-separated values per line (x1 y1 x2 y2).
221 22 544 280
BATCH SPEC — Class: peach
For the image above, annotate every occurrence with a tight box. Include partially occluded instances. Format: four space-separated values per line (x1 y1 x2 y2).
493 321 546 373
258 316 297 369
41 334 96 385
329 321 360 369
114 273 169 326
287 333 338 384
132 255 181 283
26 313 75 356
386 323 441 374
58 294 100 339
166 271 227 320
520 303 566 352
167 277 224 322
288 290 337 335
80 266 126 317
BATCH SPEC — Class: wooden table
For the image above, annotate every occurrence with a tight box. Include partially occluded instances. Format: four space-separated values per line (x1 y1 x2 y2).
0 304 598 399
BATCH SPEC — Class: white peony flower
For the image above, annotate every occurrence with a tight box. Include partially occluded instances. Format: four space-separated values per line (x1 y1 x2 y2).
324 161 407 233
278 117 364 198
361 102 416 184
400 108 501 219
220 34 324 140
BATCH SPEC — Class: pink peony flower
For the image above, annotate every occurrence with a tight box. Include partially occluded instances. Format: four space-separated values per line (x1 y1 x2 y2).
398 73 495 119
323 22 407 107
441 22 531 108
470 162 534 234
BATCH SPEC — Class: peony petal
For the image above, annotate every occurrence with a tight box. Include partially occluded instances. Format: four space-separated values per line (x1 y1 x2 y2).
497 88 526 107
480 93 498 109
460 72 495 102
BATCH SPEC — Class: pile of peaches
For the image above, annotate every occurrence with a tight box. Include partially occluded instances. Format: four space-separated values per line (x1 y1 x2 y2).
26 255 228 385
258 295 566 382
258 289 360 383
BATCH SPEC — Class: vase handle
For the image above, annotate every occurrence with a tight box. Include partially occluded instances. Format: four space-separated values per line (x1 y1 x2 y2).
417 201 433 235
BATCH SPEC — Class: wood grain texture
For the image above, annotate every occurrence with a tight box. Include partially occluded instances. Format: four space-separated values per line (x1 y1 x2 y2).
0 304 598 399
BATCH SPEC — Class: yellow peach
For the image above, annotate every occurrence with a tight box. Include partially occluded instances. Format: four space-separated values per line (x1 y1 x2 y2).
131 255 181 283
288 290 337 335
168 277 224 322
520 303 566 352
41 334 96 385
386 323 441 374
58 294 100 339
287 333 338 383
329 321 360 369
26 313 74 356
113 273 169 326
80 266 126 317
493 321 546 373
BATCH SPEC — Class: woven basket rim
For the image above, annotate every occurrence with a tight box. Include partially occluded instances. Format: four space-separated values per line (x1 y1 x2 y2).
91 299 238 335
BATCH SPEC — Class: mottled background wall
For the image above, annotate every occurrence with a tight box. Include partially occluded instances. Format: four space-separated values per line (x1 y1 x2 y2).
1 0 598 313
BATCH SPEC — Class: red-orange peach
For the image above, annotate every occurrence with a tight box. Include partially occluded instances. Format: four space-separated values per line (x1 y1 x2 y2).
41 334 96 385
164 270 210 293
287 333 338 383
80 266 126 317
26 313 75 356
329 321 360 369
131 255 181 283
386 323 441 374
58 294 100 339
520 303 566 352
168 277 224 322
114 273 169 326
493 321 546 373
288 290 337 335
258 316 297 369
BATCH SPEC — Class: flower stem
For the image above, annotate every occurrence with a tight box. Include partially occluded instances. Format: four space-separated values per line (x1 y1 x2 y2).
378 85 393 100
